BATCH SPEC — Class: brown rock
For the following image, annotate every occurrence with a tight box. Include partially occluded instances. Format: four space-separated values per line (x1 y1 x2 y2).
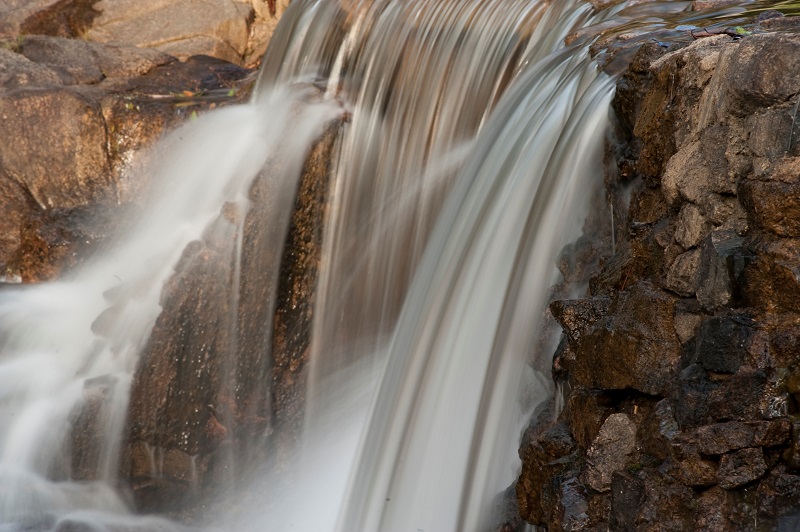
741 178 800 238
550 297 611 344
674 202 708 249
718 447 767 489
675 420 791 456
696 230 748 311
692 0 740 9
574 282 681 395
664 247 701 297
584 414 637 492
689 316 753 374
757 466 800 525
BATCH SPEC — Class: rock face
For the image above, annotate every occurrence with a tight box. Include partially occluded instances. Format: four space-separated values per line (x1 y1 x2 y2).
0 34 253 282
518 21 800 531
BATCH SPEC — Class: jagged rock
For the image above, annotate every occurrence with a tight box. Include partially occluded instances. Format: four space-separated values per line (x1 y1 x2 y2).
695 486 755 531
672 302 703 345
584 414 636 492
673 202 708 249
553 478 591 531
673 364 767 429
564 387 614 450
687 315 753 373
718 447 767 489
574 282 680 395
722 33 800 115
757 466 800 525
674 420 791 456
87 0 253 65
664 247 700 297
742 238 800 313
550 297 611 344
741 176 800 239
610 470 696 530
696 230 748 310
661 455 718 488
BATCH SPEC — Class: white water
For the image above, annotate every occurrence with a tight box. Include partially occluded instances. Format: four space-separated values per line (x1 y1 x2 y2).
0 0 720 530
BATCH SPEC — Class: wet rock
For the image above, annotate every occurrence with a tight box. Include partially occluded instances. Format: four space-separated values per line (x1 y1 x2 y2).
564 387 614 450
695 486 755 531
584 413 636 492
554 478 591 531
688 315 753 373
550 297 611 344
87 0 253 65
661 455 718 488
574 282 680 395
718 447 767 489
672 364 767 428
675 420 791 456
610 469 696 530
757 466 800 525
696 230 748 311
742 240 800 314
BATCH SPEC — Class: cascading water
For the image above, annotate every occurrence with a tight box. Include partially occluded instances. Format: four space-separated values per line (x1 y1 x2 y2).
0 0 752 531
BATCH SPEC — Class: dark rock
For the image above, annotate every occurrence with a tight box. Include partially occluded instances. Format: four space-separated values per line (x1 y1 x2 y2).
638 399 680 462
610 469 696 530
675 420 791 456
673 364 767 428
552 478 591 532
689 315 753 374
695 486 756 531
564 387 614 450
757 466 800 526
574 282 680 395
584 413 637 492
718 447 768 489
741 239 800 314
696 230 748 311
661 455 718 488
550 297 611 344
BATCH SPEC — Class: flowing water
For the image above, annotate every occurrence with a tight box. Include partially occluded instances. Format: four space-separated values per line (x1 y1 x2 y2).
0 0 758 531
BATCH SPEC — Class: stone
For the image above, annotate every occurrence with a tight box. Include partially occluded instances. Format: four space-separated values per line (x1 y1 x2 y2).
584 413 637 492
15 35 172 84
0 0 92 38
610 469 696 530
553 478 591 532
742 242 800 314
550 297 611 344
723 33 800 115
757 466 800 525
696 230 748 310
674 202 708 249
564 387 614 450
690 316 753 374
675 420 791 456
673 364 767 429
662 455 718 487
664 247 701 297
718 447 767 489
574 282 681 395
673 311 702 345
87 0 253 65
695 486 754 531
741 178 800 238
0 46 63 89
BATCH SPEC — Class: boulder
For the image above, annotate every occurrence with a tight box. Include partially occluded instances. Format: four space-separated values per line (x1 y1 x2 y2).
718 447 768 489
87 0 253 65
584 414 637 492
573 282 681 395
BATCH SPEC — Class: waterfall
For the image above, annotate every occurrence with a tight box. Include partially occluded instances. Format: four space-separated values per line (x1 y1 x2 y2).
0 0 735 530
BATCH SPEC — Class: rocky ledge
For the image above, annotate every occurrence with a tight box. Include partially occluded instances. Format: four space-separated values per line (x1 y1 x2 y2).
517 16 800 532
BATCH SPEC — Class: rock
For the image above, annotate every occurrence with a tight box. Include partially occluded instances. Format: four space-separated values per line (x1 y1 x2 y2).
673 305 703 345
718 447 767 489
87 0 253 65
0 46 63 89
610 469 696 530
674 202 708 249
688 316 753 374
564 387 614 450
695 486 754 531
584 414 637 492
757 466 800 525
0 0 100 39
741 178 800 238
662 455 718 488
664 247 701 297
723 33 800 115
672 364 767 429
742 238 800 313
696 230 748 310
574 282 680 395
14 35 172 84
675 420 791 456
550 297 611 344
551 478 591 532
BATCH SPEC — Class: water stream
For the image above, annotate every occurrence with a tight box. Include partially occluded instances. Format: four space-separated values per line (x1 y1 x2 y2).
0 0 757 530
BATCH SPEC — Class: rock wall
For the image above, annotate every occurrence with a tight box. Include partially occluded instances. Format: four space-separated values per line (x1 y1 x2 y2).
517 18 800 531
